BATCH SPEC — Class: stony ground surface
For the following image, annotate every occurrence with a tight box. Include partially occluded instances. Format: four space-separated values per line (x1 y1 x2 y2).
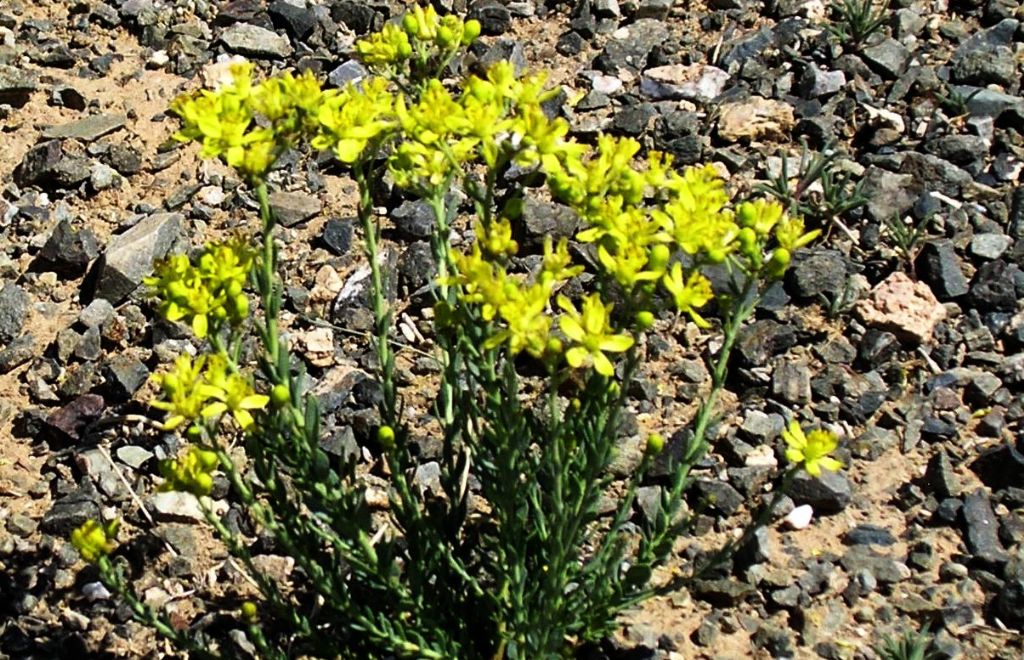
1 0 1024 658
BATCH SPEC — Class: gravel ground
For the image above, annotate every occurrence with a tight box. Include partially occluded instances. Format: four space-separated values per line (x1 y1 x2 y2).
1 0 1023 658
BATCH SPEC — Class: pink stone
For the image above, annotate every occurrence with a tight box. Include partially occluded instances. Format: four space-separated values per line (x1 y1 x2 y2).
854 271 946 344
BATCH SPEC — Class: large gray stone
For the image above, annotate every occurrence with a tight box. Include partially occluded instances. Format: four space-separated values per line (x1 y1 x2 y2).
0 283 30 345
93 213 183 304
220 23 293 59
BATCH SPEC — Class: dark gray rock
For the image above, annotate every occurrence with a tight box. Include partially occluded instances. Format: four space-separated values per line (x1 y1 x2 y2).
962 488 1009 567
14 140 64 187
840 546 910 584
899 152 972 196
320 218 353 256
923 134 988 175
844 524 896 546
752 624 794 657
107 143 144 174
950 19 1019 87
736 319 797 367
922 450 960 499
391 200 435 240
40 490 101 535
520 196 579 247
789 470 851 513
92 212 183 304
0 283 30 346
270 191 321 227
468 0 512 34
772 359 812 404
915 240 969 299
593 18 669 74
398 241 436 294
691 579 756 607
43 393 105 445
38 219 100 276
969 260 1020 311
796 65 846 98
330 1 381 34
788 249 846 298
268 0 317 40
861 38 910 78
970 441 1024 490
692 479 744 515
103 354 150 401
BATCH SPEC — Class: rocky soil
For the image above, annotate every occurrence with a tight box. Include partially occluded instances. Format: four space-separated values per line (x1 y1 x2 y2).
1 0 1024 658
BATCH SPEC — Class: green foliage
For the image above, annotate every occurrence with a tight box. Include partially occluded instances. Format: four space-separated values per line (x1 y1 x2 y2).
825 0 891 51
757 141 868 233
882 213 932 267
875 625 941 660
70 6 838 659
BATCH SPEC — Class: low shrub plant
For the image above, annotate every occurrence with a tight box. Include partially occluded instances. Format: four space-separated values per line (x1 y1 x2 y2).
72 6 841 657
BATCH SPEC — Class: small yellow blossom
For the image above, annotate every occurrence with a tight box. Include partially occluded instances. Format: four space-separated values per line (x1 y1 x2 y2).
71 519 119 563
782 421 843 477
557 294 633 377
198 354 270 431
662 263 713 328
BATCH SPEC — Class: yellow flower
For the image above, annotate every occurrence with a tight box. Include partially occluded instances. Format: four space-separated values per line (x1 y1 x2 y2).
354 22 412 68
71 519 119 563
198 354 270 431
782 421 843 477
774 215 821 252
662 263 713 328
557 294 634 376
313 77 397 164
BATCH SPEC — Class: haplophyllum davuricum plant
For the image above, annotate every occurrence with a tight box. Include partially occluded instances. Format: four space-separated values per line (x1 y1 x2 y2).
70 6 841 658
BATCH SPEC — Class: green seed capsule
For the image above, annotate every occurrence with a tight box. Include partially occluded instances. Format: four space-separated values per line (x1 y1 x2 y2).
646 433 665 455
635 310 655 331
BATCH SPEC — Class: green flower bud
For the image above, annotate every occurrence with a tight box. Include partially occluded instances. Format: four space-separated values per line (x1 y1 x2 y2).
437 25 455 47
377 425 396 451
635 310 655 331
648 244 670 273
765 247 791 279
226 280 243 299
462 19 481 43
646 433 665 455
402 13 418 34
737 202 757 228
706 248 727 264
186 424 204 441
270 383 291 407
194 472 213 496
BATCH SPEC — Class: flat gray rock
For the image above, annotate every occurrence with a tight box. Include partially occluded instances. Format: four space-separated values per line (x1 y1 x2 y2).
42 114 127 142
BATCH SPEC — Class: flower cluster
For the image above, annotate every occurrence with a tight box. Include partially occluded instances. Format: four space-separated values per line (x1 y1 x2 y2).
354 4 481 73
159 446 221 496
71 519 119 563
151 353 268 432
145 237 255 339
782 421 843 477
170 62 324 182
450 235 582 360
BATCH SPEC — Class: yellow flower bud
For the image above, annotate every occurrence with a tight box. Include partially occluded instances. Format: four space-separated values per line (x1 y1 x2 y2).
737 202 757 228
706 248 727 264
240 601 259 624
402 13 418 34
437 25 455 47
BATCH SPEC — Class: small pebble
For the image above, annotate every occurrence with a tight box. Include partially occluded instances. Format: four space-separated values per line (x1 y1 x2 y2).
784 504 814 530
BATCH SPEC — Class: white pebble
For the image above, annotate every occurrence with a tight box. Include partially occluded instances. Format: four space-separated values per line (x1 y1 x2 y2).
784 504 814 530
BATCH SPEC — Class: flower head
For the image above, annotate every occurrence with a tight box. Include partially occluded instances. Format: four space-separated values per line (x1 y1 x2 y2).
159 446 220 496
557 294 634 377
782 420 843 477
71 519 119 563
